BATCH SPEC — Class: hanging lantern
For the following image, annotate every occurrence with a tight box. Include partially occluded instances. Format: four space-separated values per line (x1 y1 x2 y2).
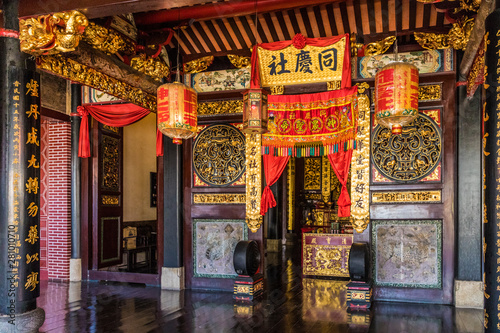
374 62 419 135
157 81 197 144
242 88 268 134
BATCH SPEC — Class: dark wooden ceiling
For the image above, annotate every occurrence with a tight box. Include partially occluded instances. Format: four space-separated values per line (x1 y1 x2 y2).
133 0 452 60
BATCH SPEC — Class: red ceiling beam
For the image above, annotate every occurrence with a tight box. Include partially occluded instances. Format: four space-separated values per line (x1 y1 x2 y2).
135 0 341 26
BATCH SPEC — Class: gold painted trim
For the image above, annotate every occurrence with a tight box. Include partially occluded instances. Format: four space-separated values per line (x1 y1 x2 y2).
270 85 285 95
193 193 246 204
198 100 243 116
350 82 370 233
371 190 442 204
102 195 119 206
245 134 263 232
327 81 342 91
419 84 442 102
37 54 156 112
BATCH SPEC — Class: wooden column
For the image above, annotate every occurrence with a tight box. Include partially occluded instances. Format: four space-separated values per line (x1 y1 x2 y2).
484 9 500 332
70 84 81 260
163 137 183 267
0 0 45 330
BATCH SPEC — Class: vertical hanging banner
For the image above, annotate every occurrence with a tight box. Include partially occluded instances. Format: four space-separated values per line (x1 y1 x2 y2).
484 9 500 333
350 83 371 233
245 133 263 232
5 67 41 314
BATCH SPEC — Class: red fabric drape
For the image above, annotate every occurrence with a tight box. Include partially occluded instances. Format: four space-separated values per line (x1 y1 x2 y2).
260 154 290 215
156 129 164 157
77 104 160 158
250 34 351 89
328 150 353 217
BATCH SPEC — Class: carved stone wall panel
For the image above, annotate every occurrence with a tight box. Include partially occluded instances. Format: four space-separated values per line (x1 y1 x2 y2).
372 219 442 288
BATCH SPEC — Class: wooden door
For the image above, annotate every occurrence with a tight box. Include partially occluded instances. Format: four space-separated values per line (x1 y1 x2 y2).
92 123 123 269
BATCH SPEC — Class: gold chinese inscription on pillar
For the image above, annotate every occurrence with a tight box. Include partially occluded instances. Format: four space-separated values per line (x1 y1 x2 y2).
287 159 295 231
245 134 263 232
9 79 23 303
321 156 331 203
25 76 41 296
350 82 371 233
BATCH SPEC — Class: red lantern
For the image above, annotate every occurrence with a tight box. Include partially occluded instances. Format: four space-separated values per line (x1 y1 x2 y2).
374 62 419 135
243 88 268 134
157 82 197 144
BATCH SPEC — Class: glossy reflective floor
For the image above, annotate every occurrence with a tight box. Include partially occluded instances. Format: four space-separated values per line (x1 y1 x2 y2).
38 246 483 332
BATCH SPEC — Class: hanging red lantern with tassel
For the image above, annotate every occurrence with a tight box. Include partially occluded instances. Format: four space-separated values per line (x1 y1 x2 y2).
157 81 197 144
374 62 419 135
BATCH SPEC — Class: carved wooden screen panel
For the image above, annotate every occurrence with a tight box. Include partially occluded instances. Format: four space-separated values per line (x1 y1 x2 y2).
186 121 249 291
95 124 123 269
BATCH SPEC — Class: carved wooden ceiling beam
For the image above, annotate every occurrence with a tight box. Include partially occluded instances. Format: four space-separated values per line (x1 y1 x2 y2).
17 0 210 20
64 42 160 95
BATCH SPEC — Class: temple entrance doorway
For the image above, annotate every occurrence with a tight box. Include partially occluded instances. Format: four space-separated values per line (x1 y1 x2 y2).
82 112 160 284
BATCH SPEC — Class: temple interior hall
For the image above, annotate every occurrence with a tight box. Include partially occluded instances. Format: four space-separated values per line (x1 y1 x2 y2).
0 0 496 332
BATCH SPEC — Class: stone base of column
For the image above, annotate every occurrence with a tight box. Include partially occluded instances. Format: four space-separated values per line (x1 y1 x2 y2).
454 280 483 308
69 258 82 282
0 307 45 333
161 267 185 290
266 239 281 253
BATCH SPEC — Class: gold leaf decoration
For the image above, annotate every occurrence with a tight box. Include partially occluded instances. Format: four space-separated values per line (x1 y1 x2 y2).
183 56 214 74
414 18 474 51
37 54 156 112
20 10 89 55
83 22 135 55
130 53 170 81
197 100 243 116
228 54 251 69
364 36 396 56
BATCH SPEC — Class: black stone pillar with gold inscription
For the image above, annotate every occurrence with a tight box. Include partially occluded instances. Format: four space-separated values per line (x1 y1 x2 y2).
0 0 45 331
484 8 500 333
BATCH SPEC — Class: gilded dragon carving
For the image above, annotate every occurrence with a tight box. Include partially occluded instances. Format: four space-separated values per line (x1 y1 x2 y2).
130 53 170 81
20 10 89 55
414 17 474 50
83 22 135 55
228 54 251 69
183 56 214 74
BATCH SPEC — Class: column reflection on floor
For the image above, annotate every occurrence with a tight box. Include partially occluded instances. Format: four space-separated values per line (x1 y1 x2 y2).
37 244 483 332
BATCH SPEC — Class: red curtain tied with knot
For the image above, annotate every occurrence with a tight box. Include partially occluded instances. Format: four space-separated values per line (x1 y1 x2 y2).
77 104 164 158
260 154 290 216
328 150 353 217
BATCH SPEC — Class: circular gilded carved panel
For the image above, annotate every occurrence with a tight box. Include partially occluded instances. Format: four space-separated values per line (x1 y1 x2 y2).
371 113 442 182
193 124 246 186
